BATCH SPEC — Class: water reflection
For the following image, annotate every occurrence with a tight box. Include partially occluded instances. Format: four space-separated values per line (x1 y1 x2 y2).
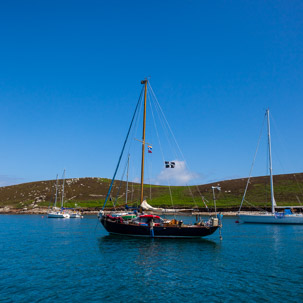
98 234 218 248
97 235 221 287
97 235 220 262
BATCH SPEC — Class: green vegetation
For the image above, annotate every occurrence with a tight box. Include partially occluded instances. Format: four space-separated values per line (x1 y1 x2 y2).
0 174 302 211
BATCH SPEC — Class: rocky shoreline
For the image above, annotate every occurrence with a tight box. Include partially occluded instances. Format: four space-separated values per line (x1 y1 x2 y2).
0 207 99 215
0 206 260 216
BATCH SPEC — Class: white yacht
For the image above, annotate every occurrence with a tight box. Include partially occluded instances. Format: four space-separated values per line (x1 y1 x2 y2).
238 109 303 224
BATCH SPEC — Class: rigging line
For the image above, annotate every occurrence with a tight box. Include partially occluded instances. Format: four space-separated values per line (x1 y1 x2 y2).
48 178 56 209
239 113 266 212
147 156 152 200
151 88 200 211
149 87 181 175
148 88 176 210
265 134 269 205
268 113 287 183
270 113 289 173
128 162 136 206
202 196 210 204
243 199 267 212
149 83 200 209
93 218 100 233
126 86 144 156
127 90 144 206
148 84 178 161
131 173 134 204
109 95 143 210
270 113 299 197
102 87 144 210
146 90 153 200
296 195 302 206
195 186 209 210
293 173 303 200
151 94 176 160
120 88 144 206
148 87 175 211
149 84 198 186
114 156 129 209
149 83 186 163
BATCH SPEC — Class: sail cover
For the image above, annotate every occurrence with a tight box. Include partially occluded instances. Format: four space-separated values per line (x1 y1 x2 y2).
140 200 163 211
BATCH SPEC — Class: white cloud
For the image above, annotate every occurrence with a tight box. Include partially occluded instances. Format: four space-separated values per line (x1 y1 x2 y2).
155 160 199 185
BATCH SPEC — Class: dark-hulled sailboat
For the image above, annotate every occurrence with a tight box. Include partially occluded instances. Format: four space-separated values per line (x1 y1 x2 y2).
98 80 221 238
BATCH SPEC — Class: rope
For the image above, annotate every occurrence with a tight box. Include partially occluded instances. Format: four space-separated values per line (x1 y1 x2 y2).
148 86 180 215
270 114 303 204
239 113 266 212
149 84 205 210
102 87 143 210
293 174 303 204
242 199 267 212
148 86 175 213
113 156 129 209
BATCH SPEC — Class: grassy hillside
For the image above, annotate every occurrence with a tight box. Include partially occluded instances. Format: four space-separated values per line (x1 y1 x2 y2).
0 173 303 211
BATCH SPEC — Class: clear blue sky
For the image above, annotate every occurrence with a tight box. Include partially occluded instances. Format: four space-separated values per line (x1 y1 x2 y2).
0 0 302 186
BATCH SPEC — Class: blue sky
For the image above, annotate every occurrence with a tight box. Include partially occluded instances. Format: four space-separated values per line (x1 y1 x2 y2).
0 0 302 186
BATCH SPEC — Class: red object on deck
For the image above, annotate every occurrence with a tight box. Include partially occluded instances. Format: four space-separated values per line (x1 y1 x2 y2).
235 220 239 223
139 214 161 219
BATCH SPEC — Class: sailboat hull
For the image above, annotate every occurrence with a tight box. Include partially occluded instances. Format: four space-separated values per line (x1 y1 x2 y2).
47 212 70 218
239 214 303 224
100 217 218 238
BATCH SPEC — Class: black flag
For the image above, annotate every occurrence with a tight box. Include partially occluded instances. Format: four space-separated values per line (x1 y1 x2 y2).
165 161 175 168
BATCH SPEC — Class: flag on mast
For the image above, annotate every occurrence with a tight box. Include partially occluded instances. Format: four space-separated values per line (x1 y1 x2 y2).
165 161 175 168
148 145 152 153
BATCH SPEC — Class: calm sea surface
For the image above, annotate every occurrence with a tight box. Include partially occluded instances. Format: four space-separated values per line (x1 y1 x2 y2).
1 215 303 303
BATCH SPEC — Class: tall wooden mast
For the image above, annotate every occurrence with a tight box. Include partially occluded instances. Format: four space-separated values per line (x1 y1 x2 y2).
140 79 148 203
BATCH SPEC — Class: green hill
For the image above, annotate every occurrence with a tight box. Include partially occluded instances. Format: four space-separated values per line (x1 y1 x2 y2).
0 173 303 212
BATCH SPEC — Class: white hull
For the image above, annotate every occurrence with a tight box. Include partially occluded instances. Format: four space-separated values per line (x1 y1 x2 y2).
69 213 83 218
48 212 70 218
239 213 303 224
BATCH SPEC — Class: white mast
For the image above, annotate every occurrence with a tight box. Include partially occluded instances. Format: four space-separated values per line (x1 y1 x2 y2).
266 109 276 213
54 174 59 208
61 169 66 208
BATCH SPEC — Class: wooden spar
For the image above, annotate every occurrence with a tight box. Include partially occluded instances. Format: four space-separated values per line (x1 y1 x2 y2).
140 79 148 204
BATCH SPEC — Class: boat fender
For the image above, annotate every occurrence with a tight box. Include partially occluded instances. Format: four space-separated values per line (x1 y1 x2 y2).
211 217 219 227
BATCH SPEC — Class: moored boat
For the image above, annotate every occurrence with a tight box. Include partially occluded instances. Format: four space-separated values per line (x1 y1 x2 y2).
99 212 219 238
69 211 83 218
47 170 71 219
238 109 303 224
98 79 222 238
48 210 70 219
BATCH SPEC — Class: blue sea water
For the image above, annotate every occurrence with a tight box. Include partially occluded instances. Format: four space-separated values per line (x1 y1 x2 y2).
1 215 303 303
